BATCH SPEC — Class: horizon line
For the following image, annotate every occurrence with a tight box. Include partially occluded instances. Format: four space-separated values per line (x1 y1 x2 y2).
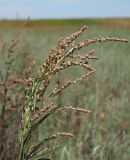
0 16 130 21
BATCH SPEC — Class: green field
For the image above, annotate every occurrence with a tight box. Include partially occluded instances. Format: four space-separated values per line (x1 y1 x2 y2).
0 19 130 160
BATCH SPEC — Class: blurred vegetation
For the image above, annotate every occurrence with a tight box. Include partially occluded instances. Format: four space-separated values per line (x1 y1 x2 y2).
0 18 130 29
0 19 130 160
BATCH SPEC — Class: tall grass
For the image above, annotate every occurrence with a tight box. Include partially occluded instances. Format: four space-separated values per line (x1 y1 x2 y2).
0 21 129 160
19 25 127 160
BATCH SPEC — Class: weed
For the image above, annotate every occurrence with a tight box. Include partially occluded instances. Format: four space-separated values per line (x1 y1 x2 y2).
18 26 127 160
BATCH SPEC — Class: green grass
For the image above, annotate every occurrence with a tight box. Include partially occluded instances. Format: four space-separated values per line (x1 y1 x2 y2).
0 18 107 27
0 20 130 160
0 18 130 28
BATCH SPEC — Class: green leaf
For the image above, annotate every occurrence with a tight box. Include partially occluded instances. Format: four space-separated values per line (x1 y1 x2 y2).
31 146 62 160
26 135 58 159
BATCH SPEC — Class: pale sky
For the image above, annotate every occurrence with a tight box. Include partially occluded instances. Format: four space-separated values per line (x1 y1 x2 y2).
0 0 130 19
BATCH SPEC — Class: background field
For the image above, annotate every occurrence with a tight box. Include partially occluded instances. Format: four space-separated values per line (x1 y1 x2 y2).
0 19 130 160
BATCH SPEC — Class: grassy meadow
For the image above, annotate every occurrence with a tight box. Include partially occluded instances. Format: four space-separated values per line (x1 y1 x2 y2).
0 19 130 160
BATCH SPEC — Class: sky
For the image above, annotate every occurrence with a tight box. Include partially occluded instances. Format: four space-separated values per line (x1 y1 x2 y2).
0 0 130 19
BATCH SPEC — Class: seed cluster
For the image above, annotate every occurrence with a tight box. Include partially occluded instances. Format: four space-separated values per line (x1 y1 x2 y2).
52 132 74 138
63 106 92 114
